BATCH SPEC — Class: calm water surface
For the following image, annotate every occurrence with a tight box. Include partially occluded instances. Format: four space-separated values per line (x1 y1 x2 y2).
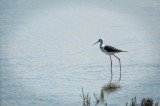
0 0 160 106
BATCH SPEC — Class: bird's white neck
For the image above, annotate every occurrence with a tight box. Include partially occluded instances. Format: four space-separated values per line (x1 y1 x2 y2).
99 40 106 53
99 41 103 48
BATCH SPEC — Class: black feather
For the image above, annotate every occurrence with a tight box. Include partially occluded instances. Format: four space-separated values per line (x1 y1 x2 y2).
104 45 126 52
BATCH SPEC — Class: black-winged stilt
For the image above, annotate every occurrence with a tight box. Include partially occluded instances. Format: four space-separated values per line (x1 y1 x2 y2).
93 38 127 82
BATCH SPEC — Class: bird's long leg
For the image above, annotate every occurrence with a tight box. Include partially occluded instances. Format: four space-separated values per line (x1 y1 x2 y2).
109 55 113 84
113 54 121 81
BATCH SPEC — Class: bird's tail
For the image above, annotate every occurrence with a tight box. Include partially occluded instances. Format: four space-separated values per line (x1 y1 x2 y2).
122 50 128 52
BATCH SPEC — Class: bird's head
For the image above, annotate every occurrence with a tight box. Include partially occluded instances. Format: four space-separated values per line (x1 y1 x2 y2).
93 39 103 45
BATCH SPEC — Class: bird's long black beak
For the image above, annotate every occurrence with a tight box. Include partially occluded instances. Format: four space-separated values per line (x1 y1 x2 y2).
93 41 99 45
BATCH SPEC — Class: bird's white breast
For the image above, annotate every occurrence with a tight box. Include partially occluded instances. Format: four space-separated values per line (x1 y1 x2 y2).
100 45 107 53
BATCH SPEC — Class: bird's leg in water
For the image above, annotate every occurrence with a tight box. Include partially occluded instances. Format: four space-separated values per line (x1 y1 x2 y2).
113 54 121 81
110 55 113 84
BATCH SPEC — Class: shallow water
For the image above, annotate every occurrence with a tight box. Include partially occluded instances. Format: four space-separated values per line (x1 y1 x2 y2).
0 0 160 106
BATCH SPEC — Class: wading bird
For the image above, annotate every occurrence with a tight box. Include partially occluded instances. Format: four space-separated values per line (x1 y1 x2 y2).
93 39 127 82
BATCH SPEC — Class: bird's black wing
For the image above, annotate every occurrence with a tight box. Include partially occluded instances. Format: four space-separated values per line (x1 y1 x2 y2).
104 45 124 52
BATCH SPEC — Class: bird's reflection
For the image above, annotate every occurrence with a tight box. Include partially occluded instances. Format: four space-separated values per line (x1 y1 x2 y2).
94 82 121 106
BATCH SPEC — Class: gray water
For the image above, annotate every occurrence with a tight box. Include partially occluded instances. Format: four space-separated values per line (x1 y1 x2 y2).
0 0 160 106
